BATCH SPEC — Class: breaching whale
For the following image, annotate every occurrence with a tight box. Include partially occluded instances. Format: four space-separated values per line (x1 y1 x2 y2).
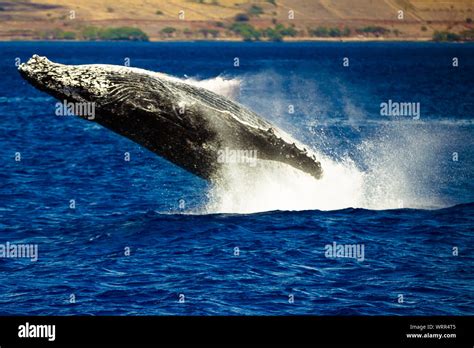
18 55 322 181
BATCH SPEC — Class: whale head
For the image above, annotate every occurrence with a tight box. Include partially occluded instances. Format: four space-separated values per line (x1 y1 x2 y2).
18 55 121 107
17 54 180 125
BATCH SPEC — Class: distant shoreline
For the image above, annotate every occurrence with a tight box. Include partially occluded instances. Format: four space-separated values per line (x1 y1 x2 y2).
1 38 472 43
1 0 472 45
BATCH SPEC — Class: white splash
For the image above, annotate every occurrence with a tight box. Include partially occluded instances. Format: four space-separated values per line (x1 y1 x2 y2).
204 141 442 214
205 154 365 214
188 72 446 214
185 76 241 101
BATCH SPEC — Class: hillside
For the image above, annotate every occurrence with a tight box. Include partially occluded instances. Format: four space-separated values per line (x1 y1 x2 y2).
0 0 473 41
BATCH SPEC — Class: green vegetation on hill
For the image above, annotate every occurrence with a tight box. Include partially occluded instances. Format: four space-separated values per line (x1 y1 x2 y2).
160 27 177 38
230 23 261 41
433 31 460 41
81 26 149 41
248 5 264 16
433 29 474 42
309 25 393 38
234 13 250 22
356 26 390 36
230 23 296 41
199 28 220 38
462 29 474 41
309 26 351 37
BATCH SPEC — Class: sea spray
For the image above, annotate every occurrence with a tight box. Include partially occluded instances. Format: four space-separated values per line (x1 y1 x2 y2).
179 73 447 214
205 154 365 214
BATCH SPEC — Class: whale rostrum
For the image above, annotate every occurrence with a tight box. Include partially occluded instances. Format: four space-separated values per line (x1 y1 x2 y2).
18 55 323 181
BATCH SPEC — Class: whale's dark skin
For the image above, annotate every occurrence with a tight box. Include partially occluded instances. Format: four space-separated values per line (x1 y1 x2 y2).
18 55 322 181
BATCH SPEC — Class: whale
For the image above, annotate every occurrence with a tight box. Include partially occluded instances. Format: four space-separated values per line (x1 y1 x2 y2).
18 55 322 181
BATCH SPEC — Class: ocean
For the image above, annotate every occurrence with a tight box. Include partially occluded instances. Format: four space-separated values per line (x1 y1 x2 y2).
0 41 473 315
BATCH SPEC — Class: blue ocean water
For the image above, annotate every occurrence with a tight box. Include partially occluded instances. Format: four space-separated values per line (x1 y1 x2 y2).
0 42 473 315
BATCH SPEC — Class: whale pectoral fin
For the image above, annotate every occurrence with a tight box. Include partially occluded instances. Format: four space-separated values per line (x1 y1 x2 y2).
255 129 323 179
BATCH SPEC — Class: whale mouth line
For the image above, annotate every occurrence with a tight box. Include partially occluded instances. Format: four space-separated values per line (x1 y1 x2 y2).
18 54 323 182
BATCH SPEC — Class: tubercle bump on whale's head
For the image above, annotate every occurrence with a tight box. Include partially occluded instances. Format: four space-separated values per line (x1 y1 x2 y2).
18 55 116 103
